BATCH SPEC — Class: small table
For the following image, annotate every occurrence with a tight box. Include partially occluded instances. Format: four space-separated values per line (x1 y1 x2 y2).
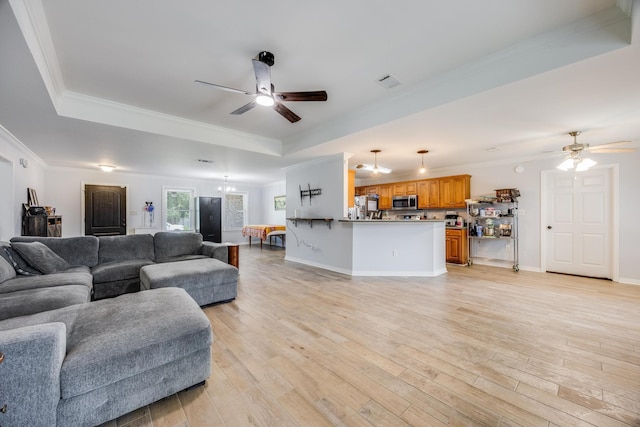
226 243 239 268
241 225 286 249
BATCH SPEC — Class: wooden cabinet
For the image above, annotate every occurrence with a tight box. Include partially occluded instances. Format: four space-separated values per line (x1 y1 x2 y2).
378 185 392 210
439 175 471 208
393 183 405 196
392 182 417 196
22 215 62 237
417 179 440 209
355 174 470 210
364 185 379 196
445 228 468 264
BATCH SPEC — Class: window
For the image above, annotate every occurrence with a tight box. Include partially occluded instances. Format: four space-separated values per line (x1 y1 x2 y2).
163 187 194 231
224 192 247 231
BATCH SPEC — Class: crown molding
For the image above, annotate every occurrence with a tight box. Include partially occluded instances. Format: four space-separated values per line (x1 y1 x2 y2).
0 124 47 168
56 91 282 156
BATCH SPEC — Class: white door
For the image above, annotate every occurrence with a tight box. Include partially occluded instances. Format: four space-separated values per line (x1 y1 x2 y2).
545 167 612 279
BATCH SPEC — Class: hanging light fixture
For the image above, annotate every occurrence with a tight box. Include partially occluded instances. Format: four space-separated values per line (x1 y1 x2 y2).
417 150 428 174
557 131 597 172
218 176 236 192
371 149 381 174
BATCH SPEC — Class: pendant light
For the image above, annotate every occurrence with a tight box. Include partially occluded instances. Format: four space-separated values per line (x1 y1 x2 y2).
417 150 428 174
371 149 381 174
218 176 236 192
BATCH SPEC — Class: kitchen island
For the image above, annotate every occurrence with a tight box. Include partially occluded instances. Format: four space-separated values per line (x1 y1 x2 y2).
339 219 446 277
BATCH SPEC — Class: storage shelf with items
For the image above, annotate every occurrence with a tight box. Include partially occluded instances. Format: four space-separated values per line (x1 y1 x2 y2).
466 188 519 271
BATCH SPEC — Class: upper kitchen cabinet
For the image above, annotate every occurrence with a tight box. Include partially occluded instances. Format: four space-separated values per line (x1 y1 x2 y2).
365 185 379 196
378 185 392 210
439 175 471 208
393 181 417 196
418 179 440 209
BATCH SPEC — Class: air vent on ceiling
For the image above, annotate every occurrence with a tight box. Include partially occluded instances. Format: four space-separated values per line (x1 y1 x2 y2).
376 74 401 89
196 159 215 164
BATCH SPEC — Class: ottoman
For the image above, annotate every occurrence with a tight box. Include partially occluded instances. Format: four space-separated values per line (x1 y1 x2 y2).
140 258 238 306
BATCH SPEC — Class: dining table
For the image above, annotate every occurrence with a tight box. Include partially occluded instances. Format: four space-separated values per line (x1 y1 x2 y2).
241 224 286 249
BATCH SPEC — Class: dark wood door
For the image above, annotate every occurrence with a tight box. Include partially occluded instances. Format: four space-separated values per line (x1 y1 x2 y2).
85 185 126 236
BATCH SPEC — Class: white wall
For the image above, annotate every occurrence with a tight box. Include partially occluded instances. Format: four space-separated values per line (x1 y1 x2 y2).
0 125 45 240
262 180 287 225
285 153 353 273
44 167 265 242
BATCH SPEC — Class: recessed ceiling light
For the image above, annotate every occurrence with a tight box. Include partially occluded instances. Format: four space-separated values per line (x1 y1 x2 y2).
98 164 116 172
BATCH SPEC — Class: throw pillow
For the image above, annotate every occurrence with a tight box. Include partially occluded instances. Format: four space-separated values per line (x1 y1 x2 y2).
11 242 70 274
2 247 41 276
0 253 16 283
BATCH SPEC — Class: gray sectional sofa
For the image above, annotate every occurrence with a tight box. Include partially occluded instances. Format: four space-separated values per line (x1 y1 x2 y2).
0 232 235 426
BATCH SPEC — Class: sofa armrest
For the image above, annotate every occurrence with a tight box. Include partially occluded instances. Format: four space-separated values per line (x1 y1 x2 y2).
0 323 66 427
200 242 228 263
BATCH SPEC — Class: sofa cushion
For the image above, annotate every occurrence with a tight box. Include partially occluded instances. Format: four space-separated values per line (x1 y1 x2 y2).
0 268 92 295
153 232 203 262
0 285 91 321
1 243 41 275
10 236 100 267
0 254 16 283
98 234 155 264
91 259 155 284
11 242 70 274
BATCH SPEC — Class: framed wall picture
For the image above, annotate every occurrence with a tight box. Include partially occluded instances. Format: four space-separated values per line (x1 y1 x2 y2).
28 188 39 206
274 195 286 211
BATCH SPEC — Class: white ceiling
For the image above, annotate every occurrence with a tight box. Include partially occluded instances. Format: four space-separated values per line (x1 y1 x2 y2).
1 0 639 184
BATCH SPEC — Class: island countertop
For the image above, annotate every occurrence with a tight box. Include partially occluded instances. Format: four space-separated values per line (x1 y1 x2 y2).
339 219 445 223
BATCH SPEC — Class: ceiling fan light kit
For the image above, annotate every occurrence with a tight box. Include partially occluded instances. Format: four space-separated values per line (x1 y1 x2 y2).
196 51 327 123
256 94 274 107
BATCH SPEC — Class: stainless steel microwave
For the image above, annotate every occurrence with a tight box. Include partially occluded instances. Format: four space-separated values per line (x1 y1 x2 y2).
392 195 417 210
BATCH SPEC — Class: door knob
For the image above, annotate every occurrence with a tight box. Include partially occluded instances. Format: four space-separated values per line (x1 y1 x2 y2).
547 226 552 229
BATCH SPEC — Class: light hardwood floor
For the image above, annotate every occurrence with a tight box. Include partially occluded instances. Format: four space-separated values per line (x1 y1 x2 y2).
101 245 640 427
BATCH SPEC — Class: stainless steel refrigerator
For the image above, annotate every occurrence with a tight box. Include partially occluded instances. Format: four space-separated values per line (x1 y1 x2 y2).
195 197 222 242
354 195 378 219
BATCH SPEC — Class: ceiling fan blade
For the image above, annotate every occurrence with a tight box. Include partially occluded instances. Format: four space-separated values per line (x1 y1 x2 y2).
194 80 255 96
274 91 328 102
588 148 636 153
273 102 301 123
586 140 632 150
231 100 257 115
252 59 272 95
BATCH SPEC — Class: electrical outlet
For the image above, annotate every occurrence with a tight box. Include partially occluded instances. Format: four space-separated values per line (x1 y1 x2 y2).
518 209 525 216
392 249 398 256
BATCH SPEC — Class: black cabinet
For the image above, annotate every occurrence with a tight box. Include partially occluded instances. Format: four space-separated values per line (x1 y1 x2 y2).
195 197 221 243
22 215 62 237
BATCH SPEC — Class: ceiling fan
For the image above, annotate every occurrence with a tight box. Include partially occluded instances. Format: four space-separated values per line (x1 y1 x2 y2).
195 51 327 123
557 131 635 171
